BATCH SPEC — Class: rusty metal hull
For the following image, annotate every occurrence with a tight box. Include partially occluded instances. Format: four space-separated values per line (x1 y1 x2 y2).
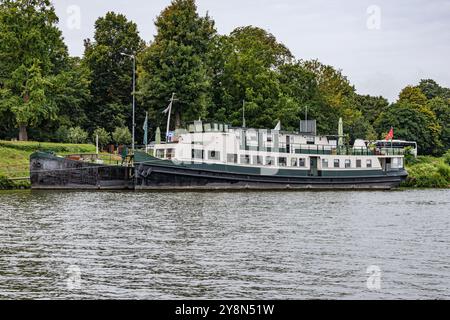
30 152 133 190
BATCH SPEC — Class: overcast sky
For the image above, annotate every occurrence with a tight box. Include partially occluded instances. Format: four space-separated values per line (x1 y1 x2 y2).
53 0 450 102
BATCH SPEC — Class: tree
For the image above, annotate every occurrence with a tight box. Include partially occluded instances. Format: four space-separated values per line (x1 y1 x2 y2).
427 97 450 152
93 127 111 149
398 86 427 106
301 59 355 110
83 12 145 133
417 79 450 100
0 0 71 141
138 0 216 131
276 62 322 131
375 103 442 155
112 127 132 145
211 26 294 128
355 94 389 124
67 126 88 144
54 57 91 129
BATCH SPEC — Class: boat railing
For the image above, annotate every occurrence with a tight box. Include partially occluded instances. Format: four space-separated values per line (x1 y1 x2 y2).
242 143 406 156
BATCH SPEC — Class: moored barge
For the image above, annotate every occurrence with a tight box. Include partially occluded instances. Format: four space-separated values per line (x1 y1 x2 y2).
134 120 409 190
30 151 133 190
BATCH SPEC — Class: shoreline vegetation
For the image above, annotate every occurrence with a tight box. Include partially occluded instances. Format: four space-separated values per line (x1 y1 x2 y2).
402 150 450 188
0 141 448 190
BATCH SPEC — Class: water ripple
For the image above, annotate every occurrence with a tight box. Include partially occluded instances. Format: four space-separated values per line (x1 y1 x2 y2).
0 189 449 299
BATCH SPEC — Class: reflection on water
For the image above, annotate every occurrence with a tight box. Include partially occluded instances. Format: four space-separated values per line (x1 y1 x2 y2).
0 189 449 299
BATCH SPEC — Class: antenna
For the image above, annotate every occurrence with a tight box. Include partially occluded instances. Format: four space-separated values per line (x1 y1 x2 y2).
242 100 246 128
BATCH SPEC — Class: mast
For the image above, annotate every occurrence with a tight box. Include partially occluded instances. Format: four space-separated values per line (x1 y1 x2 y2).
164 93 177 141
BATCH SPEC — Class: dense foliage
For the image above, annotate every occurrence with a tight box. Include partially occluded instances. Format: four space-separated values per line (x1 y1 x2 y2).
0 0 448 156
402 155 450 188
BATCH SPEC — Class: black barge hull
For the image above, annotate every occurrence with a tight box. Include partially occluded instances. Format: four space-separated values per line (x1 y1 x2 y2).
30 152 132 190
134 153 408 191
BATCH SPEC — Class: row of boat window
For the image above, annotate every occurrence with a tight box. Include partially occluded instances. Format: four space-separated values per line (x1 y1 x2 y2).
190 149 373 168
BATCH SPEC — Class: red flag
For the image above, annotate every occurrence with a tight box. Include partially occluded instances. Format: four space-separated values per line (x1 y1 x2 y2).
385 127 394 140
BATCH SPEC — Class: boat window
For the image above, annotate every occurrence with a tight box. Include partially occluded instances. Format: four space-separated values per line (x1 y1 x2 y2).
356 159 362 168
166 149 175 160
322 159 328 168
240 154 251 165
194 121 203 132
203 123 211 132
208 150 220 160
227 154 238 164
334 159 340 168
265 156 275 166
291 158 298 167
299 158 306 167
278 157 287 167
253 155 263 165
366 159 372 168
156 149 165 158
192 149 204 160
345 159 351 168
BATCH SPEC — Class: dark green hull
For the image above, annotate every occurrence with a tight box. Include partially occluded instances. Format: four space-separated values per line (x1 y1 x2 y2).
134 152 408 190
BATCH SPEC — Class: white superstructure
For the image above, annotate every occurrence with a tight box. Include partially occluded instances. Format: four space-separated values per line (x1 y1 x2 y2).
149 121 406 175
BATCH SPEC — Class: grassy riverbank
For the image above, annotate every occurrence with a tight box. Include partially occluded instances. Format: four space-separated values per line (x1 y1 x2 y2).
0 140 96 189
402 151 450 188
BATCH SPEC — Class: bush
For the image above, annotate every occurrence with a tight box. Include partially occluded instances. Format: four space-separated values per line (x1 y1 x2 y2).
112 127 132 145
437 163 450 181
0 175 13 189
55 125 70 143
403 162 450 188
0 175 30 190
93 128 111 150
67 127 89 144
444 149 450 165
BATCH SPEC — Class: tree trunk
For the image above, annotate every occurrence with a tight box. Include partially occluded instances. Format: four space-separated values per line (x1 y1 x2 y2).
175 110 181 129
19 124 28 141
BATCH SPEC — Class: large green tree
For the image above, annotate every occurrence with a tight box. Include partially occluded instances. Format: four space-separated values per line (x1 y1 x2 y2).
417 79 450 100
375 103 442 155
0 0 73 140
301 60 375 140
355 94 389 124
211 26 294 128
83 12 145 133
138 0 216 132
398 86 428 106
277 62 322 131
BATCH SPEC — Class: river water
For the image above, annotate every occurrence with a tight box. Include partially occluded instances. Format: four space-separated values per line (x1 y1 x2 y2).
0 189 449 299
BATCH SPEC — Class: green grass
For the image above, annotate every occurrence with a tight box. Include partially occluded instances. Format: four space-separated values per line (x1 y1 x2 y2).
0 140 96 153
